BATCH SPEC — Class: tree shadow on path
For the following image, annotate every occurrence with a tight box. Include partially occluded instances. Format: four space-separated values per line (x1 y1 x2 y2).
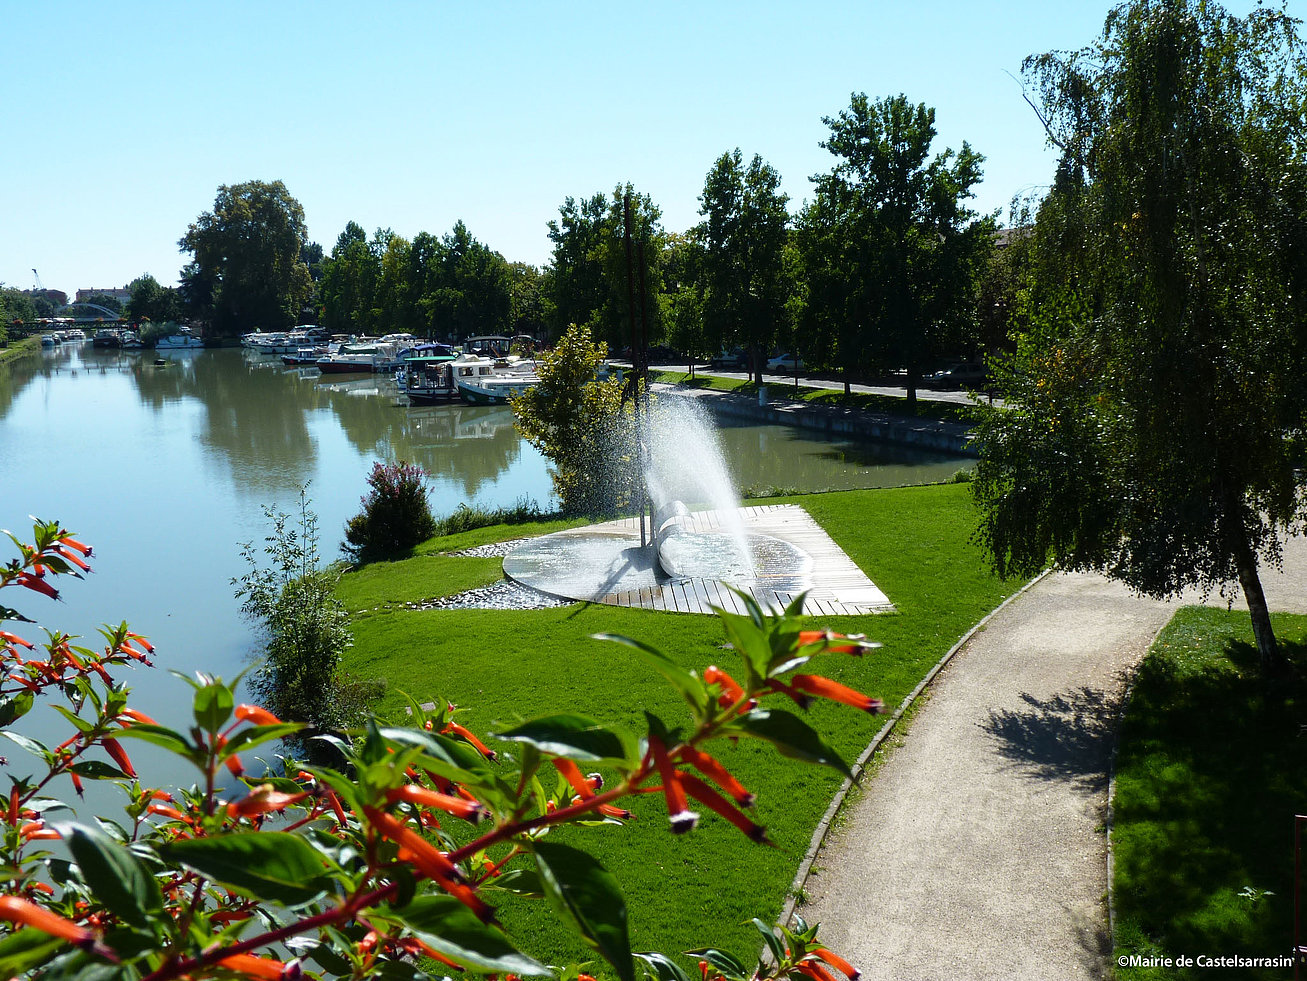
978 684 1123 794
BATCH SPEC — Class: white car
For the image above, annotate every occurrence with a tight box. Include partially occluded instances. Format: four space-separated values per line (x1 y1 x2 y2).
766 353 804 372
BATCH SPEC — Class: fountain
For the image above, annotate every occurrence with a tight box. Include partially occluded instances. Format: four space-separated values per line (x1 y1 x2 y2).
503 397 892 616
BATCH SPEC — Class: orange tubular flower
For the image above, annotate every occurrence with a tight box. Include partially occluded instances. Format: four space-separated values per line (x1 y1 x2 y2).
148 804 189 822
226 786 310 820
811 947 861 980
234 704 282 726
677 772 769 843
679 745 754 807
214 952 284 980
442 722 497 761
551 758 595 800
789 675 884 714
797 630 866 655
649 735 698 833
596 803 633 820
703 665 744 704
119 707 159 726
225 754 245 777
56 536 92 557
0 631 33 649
125 632 153 653
364 807 493 922
386 784 487 822
15 574 58 601
796 962 839 981
53 547 91 573
0 895 93 945
102 738 136 778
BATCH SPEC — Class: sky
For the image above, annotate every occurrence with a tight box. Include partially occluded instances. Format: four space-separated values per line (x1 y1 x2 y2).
0 0 1268 298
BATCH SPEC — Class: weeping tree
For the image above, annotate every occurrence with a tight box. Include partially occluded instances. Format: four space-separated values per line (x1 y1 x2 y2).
972 0 1307 669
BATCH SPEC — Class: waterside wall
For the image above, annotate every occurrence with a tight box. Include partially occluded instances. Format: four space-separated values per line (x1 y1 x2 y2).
652 384 977 456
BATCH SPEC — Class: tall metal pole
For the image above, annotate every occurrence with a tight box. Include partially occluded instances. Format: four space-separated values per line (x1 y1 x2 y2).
622 193 647 549
636 235 653 544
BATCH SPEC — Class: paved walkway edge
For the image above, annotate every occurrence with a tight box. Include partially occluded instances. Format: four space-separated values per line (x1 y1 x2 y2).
778 568 1053 930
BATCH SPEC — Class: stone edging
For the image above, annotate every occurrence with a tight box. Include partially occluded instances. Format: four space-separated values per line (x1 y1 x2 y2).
777 567 1054 931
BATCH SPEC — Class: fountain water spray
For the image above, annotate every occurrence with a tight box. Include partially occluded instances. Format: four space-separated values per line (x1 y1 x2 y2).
641 398 755 581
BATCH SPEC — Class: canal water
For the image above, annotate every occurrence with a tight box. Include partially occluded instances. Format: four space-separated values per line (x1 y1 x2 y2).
0 344 966 751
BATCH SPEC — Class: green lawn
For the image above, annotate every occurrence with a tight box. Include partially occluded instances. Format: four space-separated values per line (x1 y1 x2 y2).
649 369 979 423
336 483 1014 970
0 336 39 365
1113 608 1307 980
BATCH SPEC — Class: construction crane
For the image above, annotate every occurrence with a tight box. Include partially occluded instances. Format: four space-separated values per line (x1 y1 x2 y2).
31 269 43 291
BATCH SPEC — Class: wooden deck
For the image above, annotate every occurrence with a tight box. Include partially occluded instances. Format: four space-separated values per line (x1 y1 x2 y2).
504 504 893 616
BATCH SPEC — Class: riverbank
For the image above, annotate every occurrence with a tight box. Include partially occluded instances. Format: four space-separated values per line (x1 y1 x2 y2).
0 336 39 365
652 378 978 455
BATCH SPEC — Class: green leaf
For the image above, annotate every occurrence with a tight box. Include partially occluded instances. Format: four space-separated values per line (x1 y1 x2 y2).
635 951 695 981
487 867 544 897
114 724 198 759
391 895 550 975
735 709 853 778
60 822 161 929
377 727 494 783
0 730 47 758
750 918 786 966
222 722 305 755
687 947 749 978
0 691 33 727
495 714 629 763
160 832 332 906
0 929 67 976
192 679 233 734
68 760 127 780
593 633 708 714
716 610 772 684
533 840 633 981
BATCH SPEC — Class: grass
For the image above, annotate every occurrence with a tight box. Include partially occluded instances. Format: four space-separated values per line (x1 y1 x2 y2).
1112 607 1307 980
335 483 1015 971
0 336 39 365
649 369 980 423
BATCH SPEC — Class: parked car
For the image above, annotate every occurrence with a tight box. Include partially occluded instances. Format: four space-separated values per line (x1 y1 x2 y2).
922 362 987 389
765 353 804 372
710 348 747 370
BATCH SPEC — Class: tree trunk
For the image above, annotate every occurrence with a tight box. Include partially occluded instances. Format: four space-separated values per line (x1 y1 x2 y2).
1225 506 1281 671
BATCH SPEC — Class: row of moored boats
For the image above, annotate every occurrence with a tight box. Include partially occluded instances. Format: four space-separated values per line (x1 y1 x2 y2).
243 330 542 406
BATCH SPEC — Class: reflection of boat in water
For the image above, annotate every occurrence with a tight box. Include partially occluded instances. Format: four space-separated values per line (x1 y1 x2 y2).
315 375 387 397
155 330 204 349
400 404 517 441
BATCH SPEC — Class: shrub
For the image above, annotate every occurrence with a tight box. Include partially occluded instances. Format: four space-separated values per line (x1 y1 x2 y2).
233 491 379 745
344 461 438 562
0 520 872 980
431 497 550 537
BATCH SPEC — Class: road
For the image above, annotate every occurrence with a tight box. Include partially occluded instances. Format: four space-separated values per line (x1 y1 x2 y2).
643 362 992 407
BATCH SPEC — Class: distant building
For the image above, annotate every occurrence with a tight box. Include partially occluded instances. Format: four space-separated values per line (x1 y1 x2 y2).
75 287 132 308
21 288 68 308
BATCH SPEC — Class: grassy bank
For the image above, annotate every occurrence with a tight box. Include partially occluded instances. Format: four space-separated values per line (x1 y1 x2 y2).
0 336 39 365
649 369 978 424
1113 608 1307 979
336 483 1013 969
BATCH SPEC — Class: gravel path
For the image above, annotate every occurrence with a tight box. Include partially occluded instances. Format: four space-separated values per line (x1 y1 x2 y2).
799 537 1307 979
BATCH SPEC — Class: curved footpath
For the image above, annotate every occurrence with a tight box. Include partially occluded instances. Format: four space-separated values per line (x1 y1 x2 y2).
799 537 1307 980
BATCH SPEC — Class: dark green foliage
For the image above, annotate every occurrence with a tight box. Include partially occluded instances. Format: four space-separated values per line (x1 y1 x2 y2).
125 273 183 324
343 461 438 562
512 324 634 516
971 0 1307 667
178 179 313 336
1113 609 1307 979
802 93 992 399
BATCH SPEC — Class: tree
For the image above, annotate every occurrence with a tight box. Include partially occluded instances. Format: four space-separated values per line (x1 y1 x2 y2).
512 323 633 515
971 0 1307 669
546 186 666 349
697 150 792 383
124 274 182 324
178 180 313 337
319 221 381 335
809 94 991 404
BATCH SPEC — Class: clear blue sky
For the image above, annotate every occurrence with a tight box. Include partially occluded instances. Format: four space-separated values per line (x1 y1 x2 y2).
0 0 1265 297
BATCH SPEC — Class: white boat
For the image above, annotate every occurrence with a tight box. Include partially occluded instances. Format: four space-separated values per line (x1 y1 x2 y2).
155 332 203 349
452 354 540 405
316 340 401 374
